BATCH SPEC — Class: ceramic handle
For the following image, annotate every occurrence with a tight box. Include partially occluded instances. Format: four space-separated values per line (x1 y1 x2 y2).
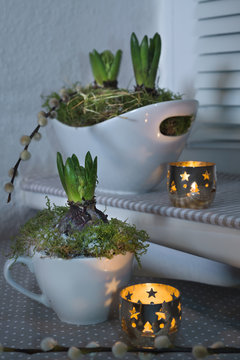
4 257 50 307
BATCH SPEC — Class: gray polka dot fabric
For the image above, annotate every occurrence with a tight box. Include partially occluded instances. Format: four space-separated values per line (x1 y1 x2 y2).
0 239 240 359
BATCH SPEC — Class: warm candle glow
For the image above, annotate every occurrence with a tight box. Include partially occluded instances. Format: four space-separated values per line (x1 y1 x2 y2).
119 283 182 348
190 181 200 193
169 161 215 168
167 161 216 209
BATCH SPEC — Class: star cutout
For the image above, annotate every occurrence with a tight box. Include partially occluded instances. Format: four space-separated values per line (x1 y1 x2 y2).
202 170 210 180
155 311 166 321
125 291 133 301
105 277 120 295
147 288 157 298
180 171 190 181
129 307 140 320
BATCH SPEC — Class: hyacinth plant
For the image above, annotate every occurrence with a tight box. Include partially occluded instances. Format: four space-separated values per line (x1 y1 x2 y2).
89 49 122 88
11 151 149 261
56 151 108 234
130 32 161 92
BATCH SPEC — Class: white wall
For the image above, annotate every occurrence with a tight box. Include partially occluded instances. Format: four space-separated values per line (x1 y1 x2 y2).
0 0 196 237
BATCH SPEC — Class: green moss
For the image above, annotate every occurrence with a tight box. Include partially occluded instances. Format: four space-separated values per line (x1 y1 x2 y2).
160 115 193 136
11 202 149 265
42 85 183 130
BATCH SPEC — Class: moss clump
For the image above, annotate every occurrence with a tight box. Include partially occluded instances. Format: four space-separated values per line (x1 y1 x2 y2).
160 115 193 136
11 201 149 265
42 85 183 128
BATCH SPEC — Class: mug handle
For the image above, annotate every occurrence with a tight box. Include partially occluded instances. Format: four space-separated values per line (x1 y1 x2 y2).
4 257 50 307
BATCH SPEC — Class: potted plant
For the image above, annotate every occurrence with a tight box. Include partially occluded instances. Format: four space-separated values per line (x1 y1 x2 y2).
4 151 149 325
4 32 198 200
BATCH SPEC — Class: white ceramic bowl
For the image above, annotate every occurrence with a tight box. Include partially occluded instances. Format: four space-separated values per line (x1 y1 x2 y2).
49 99 198 194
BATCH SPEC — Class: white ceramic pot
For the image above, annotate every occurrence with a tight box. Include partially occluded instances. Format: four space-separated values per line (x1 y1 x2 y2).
49 99 198 194
4 252 134 325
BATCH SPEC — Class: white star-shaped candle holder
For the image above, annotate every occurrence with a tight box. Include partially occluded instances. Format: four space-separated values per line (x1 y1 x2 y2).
167 161 217 209
119 283 181 348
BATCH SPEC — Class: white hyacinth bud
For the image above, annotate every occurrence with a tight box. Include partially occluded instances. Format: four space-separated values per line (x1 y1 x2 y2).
192 345 208 359
67 346 82 359
112 341 128 358
33 132 42 141
154 335 171 349
4 182 14 193
49 97 60 109
38 116 48 127
8 167 18 178
20 135 31 146
20 149 31 161
40 337 57 352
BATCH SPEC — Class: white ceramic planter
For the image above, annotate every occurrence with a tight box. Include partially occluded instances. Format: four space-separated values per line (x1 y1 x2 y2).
49 99 198 194
4 252 133 325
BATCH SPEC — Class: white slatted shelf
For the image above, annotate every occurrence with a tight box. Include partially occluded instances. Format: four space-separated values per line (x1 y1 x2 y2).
19 172 240 270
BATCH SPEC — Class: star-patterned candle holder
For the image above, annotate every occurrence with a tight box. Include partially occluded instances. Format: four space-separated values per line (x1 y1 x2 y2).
167 161 216 209
119 283 181 348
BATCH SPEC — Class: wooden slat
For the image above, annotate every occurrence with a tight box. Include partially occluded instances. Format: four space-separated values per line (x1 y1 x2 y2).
197 15 240 37
196 106 240 125
196 71 240 89
196 89 240 106
198 33 240 54
198 0 240 19
196 53 240 71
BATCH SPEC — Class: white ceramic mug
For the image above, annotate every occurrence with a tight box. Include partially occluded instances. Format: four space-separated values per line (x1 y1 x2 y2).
4 252 133 325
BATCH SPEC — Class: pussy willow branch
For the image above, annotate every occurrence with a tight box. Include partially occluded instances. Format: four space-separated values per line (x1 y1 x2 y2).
2 345 240 356
7 123 41 203
7 92 75 204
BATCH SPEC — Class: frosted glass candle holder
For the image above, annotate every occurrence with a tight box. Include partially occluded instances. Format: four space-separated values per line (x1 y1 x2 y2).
167 161 216 209
119 283 181 348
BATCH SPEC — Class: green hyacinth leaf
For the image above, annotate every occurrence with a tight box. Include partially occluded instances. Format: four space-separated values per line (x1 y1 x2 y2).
140 35 149 84
146 32 161 89
108 49 122 81
89 50 108 86
130 32 143 86
64 157 81 202
56 152 67 194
